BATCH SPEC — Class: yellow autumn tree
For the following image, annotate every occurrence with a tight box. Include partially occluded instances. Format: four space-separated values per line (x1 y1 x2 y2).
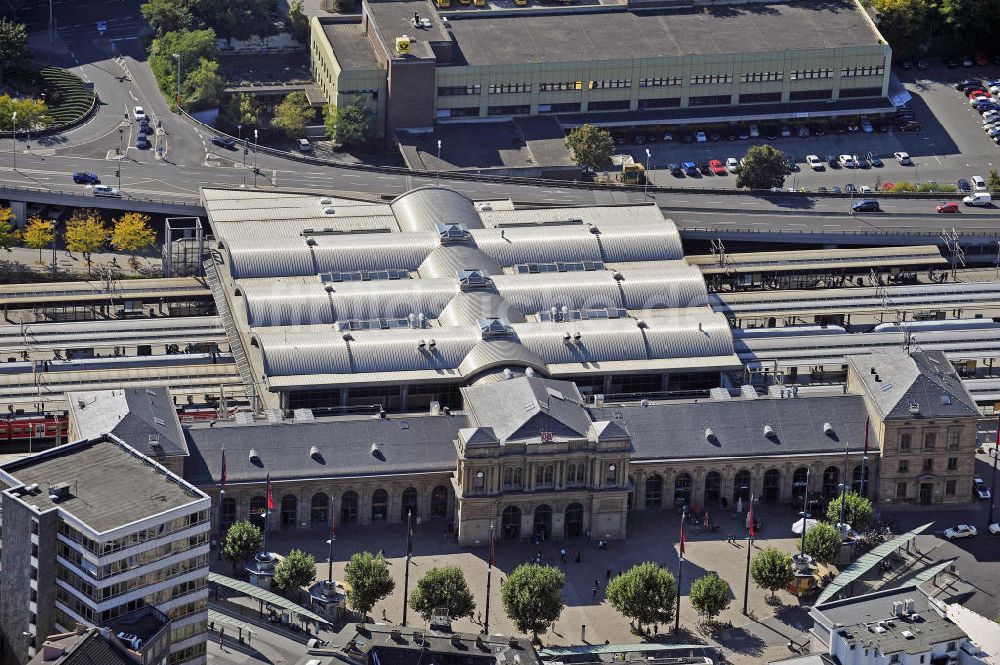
0 207 18 251
23 216 54 263
64 209 108 274
110 212 156 268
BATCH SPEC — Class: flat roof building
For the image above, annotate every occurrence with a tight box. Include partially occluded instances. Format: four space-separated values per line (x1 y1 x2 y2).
310 0 892 137
0 437 210 665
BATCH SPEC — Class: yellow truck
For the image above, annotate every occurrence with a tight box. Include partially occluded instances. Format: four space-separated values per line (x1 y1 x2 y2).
621 162 646 184
436 0 450 7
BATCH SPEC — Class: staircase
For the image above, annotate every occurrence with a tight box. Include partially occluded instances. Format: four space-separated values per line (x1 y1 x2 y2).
204 260 259 411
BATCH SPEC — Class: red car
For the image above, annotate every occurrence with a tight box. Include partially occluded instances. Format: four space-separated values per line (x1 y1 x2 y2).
936 202 960 213
708 159 727 175
967 89 987 98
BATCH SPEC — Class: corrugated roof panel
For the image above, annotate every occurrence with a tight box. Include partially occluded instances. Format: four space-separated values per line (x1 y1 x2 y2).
458 339 547 377
347 327 479 373
327 279 459 321
391 187 483 232
240 281 333 327
312 232 438 273
438 291 524 327
252 327 351 376
617 265 708 310
513 319 647 365
470 227 601 266
492 272 622 315
224 237 315 279
642 309 736 359
418 245 503 279
599 223 684 262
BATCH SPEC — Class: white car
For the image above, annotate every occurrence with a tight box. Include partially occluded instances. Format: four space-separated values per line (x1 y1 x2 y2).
695 131 707 143
93 185 121 198
839 154 856 168
861 119 874 133
990 523 1000 535
894 151 912 165
972 175 987 191
970 95 989 106
990 85 1000 95
725 157 739 172
806 155 824 170
133 105 146 122
943 524 977 540
859 185 873 194
974 477 991 499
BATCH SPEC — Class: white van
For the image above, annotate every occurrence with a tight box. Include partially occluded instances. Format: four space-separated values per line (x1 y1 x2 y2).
963 192 992 206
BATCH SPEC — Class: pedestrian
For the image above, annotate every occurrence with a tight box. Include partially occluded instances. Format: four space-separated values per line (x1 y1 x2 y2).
560 548 567 563
219 627 224 647
606 567 611 580
477 611 482 624
586 529 591 541
592 583 599 598
382 608 387 621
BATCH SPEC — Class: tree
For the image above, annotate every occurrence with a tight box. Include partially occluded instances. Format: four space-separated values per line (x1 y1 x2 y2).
343 552 395 620
0 94 52 131
182 58 225 111
409 566 476 622
826 492 874 531
288 0 310 43
222 520 263 573
564 124 614 174
871 0 930 57
804 522 843 565
190 0 278 42
987 169 1000 193
64 209 107 273
735 144 788 190
111 212 157 268
750 546 794 600
273 548 317 596
605 562 676 633
140 0 197 36
222 93 262 131
324 97 374 146
149 29 218 104
500 563 564 641
23 216 53 262
689 572 731 623
271 91 313 138
0 207 18 251
0 18 30 84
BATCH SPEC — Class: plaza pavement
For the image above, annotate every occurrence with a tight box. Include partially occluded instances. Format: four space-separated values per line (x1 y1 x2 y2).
211 503 821 664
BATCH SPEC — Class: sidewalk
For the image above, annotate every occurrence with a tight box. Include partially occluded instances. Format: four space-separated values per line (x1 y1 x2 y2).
1 245 161 281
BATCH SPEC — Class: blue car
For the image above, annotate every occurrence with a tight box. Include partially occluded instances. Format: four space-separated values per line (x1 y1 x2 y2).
681 161 699 176
957 179 972 193
72 172 100 184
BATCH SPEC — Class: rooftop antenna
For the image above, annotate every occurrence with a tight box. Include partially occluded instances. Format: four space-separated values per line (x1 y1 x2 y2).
939 227 965 282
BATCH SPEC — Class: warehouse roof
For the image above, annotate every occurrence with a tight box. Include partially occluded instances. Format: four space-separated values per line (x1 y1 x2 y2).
444 0 881 66
321 20 381 70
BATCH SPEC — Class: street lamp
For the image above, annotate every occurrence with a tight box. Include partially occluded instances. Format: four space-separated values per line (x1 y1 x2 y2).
117 128 124 191
798 469 811 556
172 54 181 107
11 111 17 171
436 139 442 184
253 129 259 187
988 415 999 529
643 147 651 199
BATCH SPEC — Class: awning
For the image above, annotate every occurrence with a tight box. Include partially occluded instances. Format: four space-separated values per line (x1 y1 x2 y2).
208 609 259 636
815 522 932 605
208 572 330 625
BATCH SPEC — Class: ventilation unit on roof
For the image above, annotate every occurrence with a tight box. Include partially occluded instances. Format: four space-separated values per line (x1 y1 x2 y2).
323 207 336 215
319 198 334 205
49 482 72 501
705 428 715 441
525 367 535 377
763 425 775 439
478 318 512 338
310 446 320 459
823 422 834 436
502 368 513 380
370 442 381 455
437 223 469 243
458 269 491 290
901 631 914 639
248 448 260 463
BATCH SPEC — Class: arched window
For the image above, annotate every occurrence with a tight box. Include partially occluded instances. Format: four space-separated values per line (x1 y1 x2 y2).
401 487 418 520
674 472 692 505
533 504 552 540
249 495 266 518
704 472 721 503
341 491 359 524
372 489 388 521
503 467 514 488
501 506 521 541
430 485 448 518
544 465 554 486
852 463 869 494
567 464 577 485
280 495 297 527
645 474 664 507
514 467 523 487
792 467 809 500
763 469 781 503
822 466 840 498
221 497 237 527
310 493 328 524
565 503 584 538
733 469 751 503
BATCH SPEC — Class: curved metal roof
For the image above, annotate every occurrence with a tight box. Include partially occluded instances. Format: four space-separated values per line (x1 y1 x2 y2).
312 232 438 273
513 319 649 365
492 272 622 315
253 327 351 377
470 227 602 266
617 265 709 310
598 222 684 262
224 237 315 279
438 291 525 327
418 245 503 279
347 327 479 374
458 339 548 378
390 187 483 232
239 280 333 328
641 309 735 358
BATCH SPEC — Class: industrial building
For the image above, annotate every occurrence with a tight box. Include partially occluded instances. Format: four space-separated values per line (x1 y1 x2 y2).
310 0 892 137
0 437 210 665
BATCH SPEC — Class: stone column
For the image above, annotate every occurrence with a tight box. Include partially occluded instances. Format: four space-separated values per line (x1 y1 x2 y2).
632 469 646 511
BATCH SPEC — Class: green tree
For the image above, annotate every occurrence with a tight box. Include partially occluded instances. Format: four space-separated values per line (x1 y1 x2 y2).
804 522 843 565
324 97 374 146
325 0 357 13
191 0 278 42
271 91 313 138
605 562 676 633
689 572 731 622
0 18 30 84
409 566 476 622
871 0 930 57
987 169 1000 193
273 549 317 596
140 0 198 36
344 552 395 621
288 0 310 43
23 216 53 262
735 144 788 190
0 95 52 131
750 546 794 600
500 563 565 641
222 520 263 574
182 58 225 110
564 123 614 174
149 29 218 104
0 207 19 251
110 212 157 268
223 93 262 131
826 492 874 531
64 209 107 273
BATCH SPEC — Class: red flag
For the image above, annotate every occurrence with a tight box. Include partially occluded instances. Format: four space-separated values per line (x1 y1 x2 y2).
748 496 755 540
266 473 274 511
220 448 227 490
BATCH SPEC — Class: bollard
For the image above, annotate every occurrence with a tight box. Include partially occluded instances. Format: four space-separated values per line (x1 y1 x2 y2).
581 624 586 642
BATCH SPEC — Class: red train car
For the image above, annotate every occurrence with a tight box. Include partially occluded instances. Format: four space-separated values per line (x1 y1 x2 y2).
0 413 69 444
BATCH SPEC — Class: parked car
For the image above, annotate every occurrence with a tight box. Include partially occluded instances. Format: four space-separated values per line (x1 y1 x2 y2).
894 151 913 165
957 179 972 192
786 157 798 172
212 136 237 149
955 79 982 91
936 202 960 213
972 175 987 191
298 138 312 153
694 131 707 143
861 119 874 133
867 154 883 168
72 172 100 184
851 199 880 213
844 183 858 194
974 477 991 499
662 132 673 142
830 186 842 193
682 161 699 176
964 192 992 206
859 185 873 194
797 126 810 138
667 163 684 177
709 159 727 175
806 155 824 170
990 523 1000 535
827 155 839 168
917 59 929 70
698 161 713 176
839 154 856 168
93 185 121 198
943 524 977 539
749 124 759 138
962 55 974 67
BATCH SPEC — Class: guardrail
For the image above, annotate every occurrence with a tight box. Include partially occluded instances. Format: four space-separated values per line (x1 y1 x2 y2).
0 182 202 210
681 225 1000 239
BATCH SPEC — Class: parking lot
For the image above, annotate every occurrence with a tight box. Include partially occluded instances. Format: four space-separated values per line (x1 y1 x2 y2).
616 61 1000 195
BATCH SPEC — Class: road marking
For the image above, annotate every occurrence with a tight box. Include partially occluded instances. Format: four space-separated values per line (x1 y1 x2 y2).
129 91 137 103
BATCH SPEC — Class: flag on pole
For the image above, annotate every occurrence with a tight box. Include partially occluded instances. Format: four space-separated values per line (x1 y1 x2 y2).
220 448 227 490
406 511 413 557
265 473 274 511
679 510 686 558
748 495 755 541
489 526 495 569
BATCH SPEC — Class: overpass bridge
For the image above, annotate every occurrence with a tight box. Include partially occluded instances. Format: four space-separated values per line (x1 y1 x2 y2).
0 184 204 227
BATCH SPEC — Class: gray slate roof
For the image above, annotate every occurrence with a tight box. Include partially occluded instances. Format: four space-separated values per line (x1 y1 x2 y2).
592 394 872 462
183 414 467 486
29 630 135 665
67 387 189 458
463 376 592 442
848 350 979 421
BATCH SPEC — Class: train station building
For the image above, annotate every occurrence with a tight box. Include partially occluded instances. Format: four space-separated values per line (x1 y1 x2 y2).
310 0 893 138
